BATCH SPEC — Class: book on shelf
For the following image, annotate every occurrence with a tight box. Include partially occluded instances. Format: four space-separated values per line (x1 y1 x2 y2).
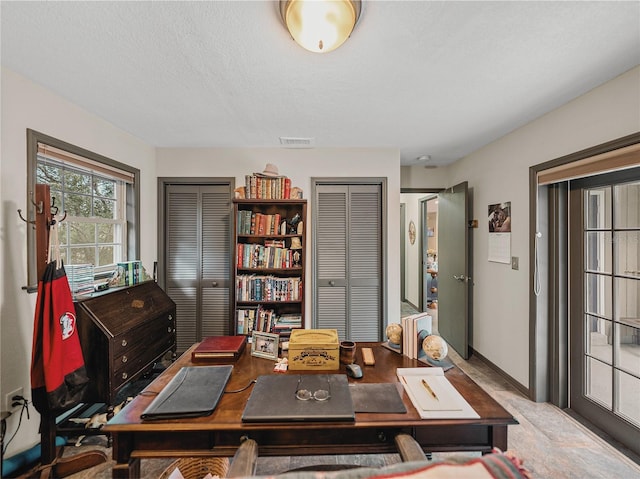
114 260 143 287
191 335 247 362
242 174 293 199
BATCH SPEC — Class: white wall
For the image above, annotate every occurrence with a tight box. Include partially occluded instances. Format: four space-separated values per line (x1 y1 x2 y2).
0 68 157 456
156 147 402 327
408 66 639 388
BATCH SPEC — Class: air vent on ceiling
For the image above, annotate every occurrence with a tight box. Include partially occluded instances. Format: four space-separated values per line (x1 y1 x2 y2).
279 137 315 148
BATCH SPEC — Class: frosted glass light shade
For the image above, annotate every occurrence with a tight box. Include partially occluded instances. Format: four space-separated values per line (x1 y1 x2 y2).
280 0 361 53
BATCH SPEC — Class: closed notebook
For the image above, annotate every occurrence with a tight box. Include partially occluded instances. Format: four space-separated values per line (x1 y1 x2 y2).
191 335 247 362
140 365 233 420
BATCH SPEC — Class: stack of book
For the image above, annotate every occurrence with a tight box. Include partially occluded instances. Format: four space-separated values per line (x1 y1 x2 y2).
66 264 95 298
191 336 247 363
273 313 302 334
236 308 302 335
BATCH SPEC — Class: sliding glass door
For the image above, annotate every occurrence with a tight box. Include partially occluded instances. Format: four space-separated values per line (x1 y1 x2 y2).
569 169 640 455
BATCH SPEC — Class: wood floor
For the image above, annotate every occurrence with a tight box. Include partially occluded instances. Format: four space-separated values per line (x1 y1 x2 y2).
46 306 640 478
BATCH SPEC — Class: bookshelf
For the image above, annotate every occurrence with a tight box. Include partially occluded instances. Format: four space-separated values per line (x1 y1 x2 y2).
232 199 306 338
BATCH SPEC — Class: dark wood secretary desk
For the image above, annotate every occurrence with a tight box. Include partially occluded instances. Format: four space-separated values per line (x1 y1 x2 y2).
75 281 177 404
105 342 517 479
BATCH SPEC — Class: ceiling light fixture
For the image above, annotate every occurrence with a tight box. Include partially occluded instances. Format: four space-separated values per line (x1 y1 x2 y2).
280 0 362 53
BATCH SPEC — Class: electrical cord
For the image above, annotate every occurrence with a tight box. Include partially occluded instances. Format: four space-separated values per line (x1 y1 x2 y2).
225 379 257 394
2 397 30 455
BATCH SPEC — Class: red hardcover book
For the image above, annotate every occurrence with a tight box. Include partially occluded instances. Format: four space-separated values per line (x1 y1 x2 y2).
191 335 247 362
284 178 291 199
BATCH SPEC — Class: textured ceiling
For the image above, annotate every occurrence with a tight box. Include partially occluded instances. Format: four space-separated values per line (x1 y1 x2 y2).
2 1 639 166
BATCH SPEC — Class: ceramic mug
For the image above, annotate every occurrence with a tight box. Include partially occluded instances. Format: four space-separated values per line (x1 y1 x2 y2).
340 340 356 365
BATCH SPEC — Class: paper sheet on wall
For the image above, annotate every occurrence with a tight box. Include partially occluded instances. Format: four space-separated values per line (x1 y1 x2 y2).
488 232 511 264
397 368 480 419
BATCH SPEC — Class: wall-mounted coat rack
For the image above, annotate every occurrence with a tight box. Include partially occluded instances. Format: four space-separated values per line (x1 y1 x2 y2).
17 184 66 280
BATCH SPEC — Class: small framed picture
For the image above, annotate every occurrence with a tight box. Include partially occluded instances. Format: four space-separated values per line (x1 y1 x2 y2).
251 331 279 360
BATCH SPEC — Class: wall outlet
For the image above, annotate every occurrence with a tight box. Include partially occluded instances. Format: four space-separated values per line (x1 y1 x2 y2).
5 387 24 411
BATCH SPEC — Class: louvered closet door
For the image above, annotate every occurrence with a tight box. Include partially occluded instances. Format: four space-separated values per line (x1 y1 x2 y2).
349 185 382 341
315 184 382 341
166 185 232 352
316 187 349 337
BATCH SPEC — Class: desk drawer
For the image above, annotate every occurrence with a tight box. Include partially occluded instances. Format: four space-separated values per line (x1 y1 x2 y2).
112 311 175 357
111 335 174 390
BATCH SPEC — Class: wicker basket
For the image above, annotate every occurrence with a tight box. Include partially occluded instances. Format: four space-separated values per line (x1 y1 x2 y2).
158 457 230 479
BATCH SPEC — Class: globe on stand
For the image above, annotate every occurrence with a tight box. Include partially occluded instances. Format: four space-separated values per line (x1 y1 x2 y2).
422 334 448 362
385 323 403 352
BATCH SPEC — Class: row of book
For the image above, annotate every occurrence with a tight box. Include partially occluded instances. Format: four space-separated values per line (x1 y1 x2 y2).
237 210 283 236
236 307 302 335
113 260 145 287
237 243 297 270
236 274 302 302
401 312 433 360
245 175 291 200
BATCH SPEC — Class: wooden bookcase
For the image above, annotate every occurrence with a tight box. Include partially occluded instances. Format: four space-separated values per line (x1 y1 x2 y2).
232 199 306 338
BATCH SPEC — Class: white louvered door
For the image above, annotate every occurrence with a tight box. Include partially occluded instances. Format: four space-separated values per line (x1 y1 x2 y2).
314 183 382 341
165 184 232 352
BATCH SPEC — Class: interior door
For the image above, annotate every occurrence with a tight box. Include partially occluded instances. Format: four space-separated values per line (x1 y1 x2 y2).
436 182 470 358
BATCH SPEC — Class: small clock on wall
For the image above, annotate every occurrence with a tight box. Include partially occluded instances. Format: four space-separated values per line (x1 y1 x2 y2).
408 220 416 245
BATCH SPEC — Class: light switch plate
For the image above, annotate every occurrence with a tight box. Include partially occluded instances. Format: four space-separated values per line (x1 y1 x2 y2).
511 257 519 270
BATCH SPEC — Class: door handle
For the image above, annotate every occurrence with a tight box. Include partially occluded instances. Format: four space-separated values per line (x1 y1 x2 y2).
454 274 471 282
329 281 335 286
211 281 218 287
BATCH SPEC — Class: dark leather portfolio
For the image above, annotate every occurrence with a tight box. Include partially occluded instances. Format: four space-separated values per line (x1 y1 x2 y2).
140 365 233 420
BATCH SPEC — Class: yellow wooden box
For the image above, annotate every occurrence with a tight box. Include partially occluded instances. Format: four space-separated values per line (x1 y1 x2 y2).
288 329 340 370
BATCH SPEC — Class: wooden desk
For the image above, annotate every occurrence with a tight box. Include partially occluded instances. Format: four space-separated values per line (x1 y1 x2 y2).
105 343 517 478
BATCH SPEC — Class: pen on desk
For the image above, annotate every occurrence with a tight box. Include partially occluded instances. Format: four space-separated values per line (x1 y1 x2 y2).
421 379 438 400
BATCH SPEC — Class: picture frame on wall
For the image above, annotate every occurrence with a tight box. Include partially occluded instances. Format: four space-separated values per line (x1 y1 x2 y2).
251 331 279 360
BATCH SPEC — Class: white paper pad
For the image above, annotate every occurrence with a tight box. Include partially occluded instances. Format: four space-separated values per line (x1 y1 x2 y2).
397 367 480 419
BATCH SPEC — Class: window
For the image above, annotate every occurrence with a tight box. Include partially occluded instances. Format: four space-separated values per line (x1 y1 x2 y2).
26 130 140 288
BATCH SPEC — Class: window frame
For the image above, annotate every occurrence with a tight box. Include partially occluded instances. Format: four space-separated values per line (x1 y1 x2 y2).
26 129 140 290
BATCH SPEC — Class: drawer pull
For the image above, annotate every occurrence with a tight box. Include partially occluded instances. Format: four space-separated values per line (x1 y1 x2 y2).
121 372 128 380
121 339 128 347
168 326 173 333
121 355 128 363
168 314 173 321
